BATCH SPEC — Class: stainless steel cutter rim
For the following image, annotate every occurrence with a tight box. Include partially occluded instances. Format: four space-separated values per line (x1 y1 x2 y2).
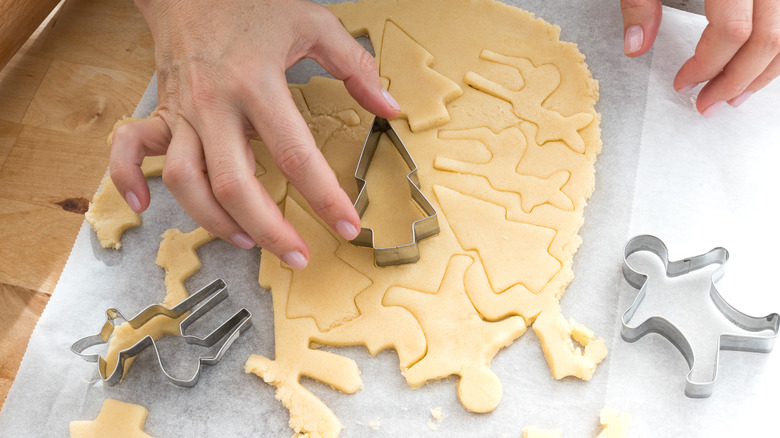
621 234 780 398
352 117 440 267
71 278 252 387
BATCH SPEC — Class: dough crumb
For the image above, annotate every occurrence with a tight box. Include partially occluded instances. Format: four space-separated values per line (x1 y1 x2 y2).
426 406 447 431
368 420 381 430
597 408 630 438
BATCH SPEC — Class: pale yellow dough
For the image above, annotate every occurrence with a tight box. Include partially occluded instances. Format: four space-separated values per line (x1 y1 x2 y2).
90 0 605 435
597 408 630 438
246 0 604 436
70 399 153 438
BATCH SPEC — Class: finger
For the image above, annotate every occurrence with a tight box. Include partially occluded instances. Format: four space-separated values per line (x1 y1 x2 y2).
693 0 780 114
620 0 663 57
730 52 780 107
304 5 400 118
109 115 171 213
728 3 780 108
190 107 312 269
695 0 780 115
244 69 362 246
674 0 754 92
162 119 257 250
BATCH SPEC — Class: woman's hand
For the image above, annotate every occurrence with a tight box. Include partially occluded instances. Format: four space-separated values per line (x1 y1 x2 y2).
621 0 780 117
110 0 400 269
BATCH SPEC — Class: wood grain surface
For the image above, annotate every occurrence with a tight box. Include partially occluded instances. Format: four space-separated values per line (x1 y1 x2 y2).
0 0 154 409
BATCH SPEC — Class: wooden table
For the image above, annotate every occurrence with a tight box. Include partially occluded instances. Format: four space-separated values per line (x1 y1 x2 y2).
0 0 154 408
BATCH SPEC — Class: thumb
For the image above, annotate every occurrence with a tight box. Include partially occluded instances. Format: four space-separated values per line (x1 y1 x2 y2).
621 0 663 57
307 10 401 119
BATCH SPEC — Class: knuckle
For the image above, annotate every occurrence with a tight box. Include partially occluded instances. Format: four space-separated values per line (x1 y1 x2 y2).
162 158 197 188
210 170 249 205
253 227 284 251
355 46 379 76
274 141 315 181
309 191 342 218
111 123 136 145
718 19 753 45
620 0 652 13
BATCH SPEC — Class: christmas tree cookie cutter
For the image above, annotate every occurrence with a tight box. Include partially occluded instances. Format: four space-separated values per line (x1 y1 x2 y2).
352 117 440 267
71 278 251 387
621 235 779 398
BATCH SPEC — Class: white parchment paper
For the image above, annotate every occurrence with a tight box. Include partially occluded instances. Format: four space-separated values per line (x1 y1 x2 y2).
1 2 778 437
604 6 780 437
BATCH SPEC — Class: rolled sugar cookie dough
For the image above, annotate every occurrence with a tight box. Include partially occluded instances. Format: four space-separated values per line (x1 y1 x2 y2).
246 0 605 436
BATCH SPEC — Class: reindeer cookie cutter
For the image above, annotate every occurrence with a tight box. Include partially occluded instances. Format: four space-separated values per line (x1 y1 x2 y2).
71 278 251 387
351 117 440 267
621 235 779 398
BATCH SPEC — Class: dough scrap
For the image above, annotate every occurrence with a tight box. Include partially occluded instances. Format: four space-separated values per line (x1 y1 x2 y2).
532 311 607 381
70 399 153 438
597 408 630 438
245 0 604 435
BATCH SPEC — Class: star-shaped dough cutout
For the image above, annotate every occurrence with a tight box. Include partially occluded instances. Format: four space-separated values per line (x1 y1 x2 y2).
70 399 153 438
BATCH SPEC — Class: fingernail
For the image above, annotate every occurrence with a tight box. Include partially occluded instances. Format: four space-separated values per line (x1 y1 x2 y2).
624 25 643 55
281 250 308 270
231 232 256 250
729 90 753 108
382 89 400 111
335 220 359 240
676 83 697 94
702 101 726 118
125 191 142 213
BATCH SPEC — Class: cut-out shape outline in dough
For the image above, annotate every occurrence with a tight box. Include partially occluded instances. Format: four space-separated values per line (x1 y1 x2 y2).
435 126 574 212
379 19 463 132
464 50 593 154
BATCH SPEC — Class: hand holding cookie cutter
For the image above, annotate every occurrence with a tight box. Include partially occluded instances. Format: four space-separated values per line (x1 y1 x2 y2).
71 278 251 387
352 117 440 267
621 235 779 398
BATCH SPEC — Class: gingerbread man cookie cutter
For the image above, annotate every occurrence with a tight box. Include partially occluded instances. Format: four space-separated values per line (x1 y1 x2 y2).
71 278 251 387
351 117 440 267
621 235 779 398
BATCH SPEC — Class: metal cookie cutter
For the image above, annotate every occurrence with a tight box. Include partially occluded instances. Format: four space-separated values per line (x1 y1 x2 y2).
71 278 251 387
621 235 780 398
352 117 440 267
